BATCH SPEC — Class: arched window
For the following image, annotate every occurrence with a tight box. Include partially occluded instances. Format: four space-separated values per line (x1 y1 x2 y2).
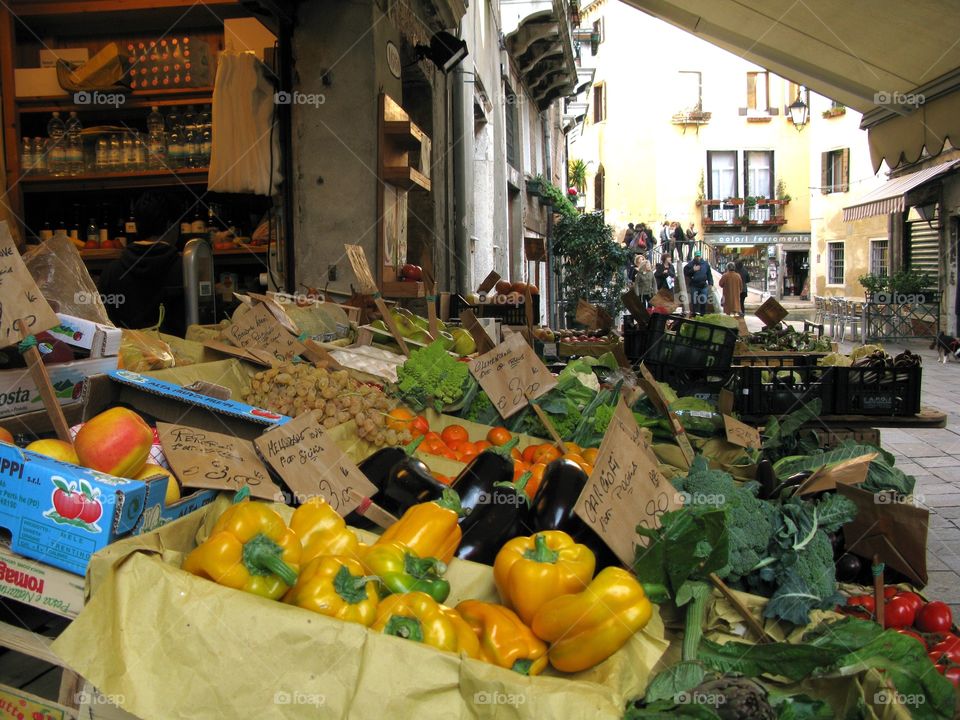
594 165 605 211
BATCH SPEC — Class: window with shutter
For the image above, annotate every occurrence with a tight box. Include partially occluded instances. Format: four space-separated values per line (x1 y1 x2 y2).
822 149 850 194
839 148 850 192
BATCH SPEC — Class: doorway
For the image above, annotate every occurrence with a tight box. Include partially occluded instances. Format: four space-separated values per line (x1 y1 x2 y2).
783 250 809 298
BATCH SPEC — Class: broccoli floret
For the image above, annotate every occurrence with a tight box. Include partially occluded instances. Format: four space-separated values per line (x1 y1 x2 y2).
672 457 778 582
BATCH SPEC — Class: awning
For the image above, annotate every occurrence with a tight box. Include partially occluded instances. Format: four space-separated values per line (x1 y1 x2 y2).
842 158 960 222
621 1 960 169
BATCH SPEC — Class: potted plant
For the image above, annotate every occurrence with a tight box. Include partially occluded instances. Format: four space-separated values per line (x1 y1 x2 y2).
552 211 629 321
822 103 846 119
858 272 888 301
737 214 750 229
776 179 791 203
526 174 544 196
568 159 589 195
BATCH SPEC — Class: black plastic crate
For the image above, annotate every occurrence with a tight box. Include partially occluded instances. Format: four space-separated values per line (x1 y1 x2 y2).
476 296 541 325
833 365 922 416
637 314 738 371
640 362 739 403
732 351 829 368
738 365 836 416
623 328 646 362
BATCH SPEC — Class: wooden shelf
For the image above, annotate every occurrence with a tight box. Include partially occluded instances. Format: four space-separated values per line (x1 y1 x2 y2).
213 245 267 256
10 1 249 36
382 166 431 192
20 167 208 192
381 280 425 298
79 248 121 260
383 120 425 151
17 87 214 114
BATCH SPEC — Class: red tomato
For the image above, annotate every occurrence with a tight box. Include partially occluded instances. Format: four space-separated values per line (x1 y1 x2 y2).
916 602 953 634
895 591 924 615
884 595 917 628
944 666 960 687
486 427 512 446
883 586 899 600
847 595 875 615
896 628 927 649
931 639 960 663
441 425 469 446
411 415 430 437
929 650 948 671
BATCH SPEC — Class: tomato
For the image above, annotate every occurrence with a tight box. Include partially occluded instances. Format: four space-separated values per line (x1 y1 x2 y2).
533 445 561 464
385 408 415 432
445 440 463 452
521 444 540 463
894 591 924 615
564 453 586 466
916 601 953 634
944 666 960 687
442 449 460 461
487 427 512 446
423 431 443 444
929 633 960 652
563 441 582 455
928 650 948 670
896 628 927 649
884 595 917 628
513 462 530 482
474 440 492 452
410 415 430 437
458 443 479 462
847 595 875 615
931 639 960 663
579 463 594 476
883 586 899 600
441 425 469 446
511 447 523 461
423 439 447 455
582 447 599 464
525 463 547 499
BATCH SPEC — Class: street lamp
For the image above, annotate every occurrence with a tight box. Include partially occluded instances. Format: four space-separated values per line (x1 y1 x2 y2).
788 91 809 130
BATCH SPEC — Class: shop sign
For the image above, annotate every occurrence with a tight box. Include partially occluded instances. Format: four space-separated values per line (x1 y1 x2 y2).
709 233 811 246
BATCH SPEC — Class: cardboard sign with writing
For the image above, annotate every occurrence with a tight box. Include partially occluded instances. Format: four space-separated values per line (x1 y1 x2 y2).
723 415 762 449
575 299 612 331
344 243 378 294
245 291 300 335
254 410 377 516
469 331 556 418
157 422 283 501
227 303 306 363
477 270 501 294
574 398 683 565
796 453 877 496
0 221 58 348
459 309 496 354
204 338 275 367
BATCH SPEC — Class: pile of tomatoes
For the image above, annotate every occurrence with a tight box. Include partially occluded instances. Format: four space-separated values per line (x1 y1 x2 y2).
382 408 598 498
845 587 959 685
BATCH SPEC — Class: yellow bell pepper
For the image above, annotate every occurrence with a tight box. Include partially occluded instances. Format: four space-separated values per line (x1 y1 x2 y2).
283 555 380 626
531 567 652 673
360 541 450 603
182 498 300 600
375 489 462 564
455 600 548 675
290 497 359 563
372 591 481 659
493 530 595 625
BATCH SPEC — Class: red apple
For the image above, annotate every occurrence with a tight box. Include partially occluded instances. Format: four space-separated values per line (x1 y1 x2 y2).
400 264 423 281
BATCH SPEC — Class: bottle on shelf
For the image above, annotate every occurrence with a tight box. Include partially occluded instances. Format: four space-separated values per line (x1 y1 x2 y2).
146 106 167 169
122 134 138 168
98 208 110 246
20 137 33 175
39 218 53 242
68 205 81 241
191 204 207 235
109 134 122 169
65 111 84 176
200 106 212 165
32 138 46 174
167 107 183 168
46 112 66 176
95 137 109 169
85 217 98 248
124 205 138 243
114 216 127 248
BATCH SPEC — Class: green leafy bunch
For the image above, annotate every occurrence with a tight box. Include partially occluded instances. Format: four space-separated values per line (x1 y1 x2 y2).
395 340 471 411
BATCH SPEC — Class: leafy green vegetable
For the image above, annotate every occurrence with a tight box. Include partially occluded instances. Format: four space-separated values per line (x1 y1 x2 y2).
761 399 822 461
508 389 582 440
772 441 916 496
670 397 723 436
643 662 706 704
394 340 475 411
557 359 600 399
698 618 956 720
768 694 834 720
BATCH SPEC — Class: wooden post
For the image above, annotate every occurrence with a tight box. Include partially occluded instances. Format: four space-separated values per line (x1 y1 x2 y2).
709 573 771 643
873 555 885 629
525 391 565 451
349 490 399 529
18 321 72 442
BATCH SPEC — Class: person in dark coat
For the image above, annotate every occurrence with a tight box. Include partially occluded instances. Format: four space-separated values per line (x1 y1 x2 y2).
735 259 751 317
683 250 714 316
654 253 676 291
98 193 185 336
673 222 687 262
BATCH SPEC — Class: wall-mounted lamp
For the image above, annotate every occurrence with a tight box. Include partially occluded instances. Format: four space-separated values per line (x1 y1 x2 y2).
788 91 809 130
415 31 468 73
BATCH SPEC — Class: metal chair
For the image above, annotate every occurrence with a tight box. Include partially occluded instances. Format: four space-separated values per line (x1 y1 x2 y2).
813 296 825 325
827 297 844 340
846 301 863 342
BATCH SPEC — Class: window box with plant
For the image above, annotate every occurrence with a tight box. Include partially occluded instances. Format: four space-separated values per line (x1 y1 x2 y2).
822 103 846 119
538 179 578 218
526 176 544 196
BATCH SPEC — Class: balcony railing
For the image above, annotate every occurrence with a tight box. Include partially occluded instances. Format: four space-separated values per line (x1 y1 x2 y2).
700 198 789 229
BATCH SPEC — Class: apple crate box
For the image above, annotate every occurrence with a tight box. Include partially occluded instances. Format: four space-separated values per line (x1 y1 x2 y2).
0 355 117 420
0 541 84 619
0 369 292 576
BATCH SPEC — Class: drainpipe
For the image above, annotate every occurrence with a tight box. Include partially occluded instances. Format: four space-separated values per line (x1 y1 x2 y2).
452 65 471 295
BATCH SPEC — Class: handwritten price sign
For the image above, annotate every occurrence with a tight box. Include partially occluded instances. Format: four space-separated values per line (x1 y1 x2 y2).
723 415 762 449
0 221 58 348
157 423 283 501
468 332 557 418
226 303 305 363
574 398 683 565
254 410 377 516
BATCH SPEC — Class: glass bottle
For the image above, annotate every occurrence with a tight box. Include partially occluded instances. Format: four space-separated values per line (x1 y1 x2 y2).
32 138 46 174
65 111 84 175
85 218 98 247
108 134 122 169
96 137 109 169
46 112 66 176
20 137 33 175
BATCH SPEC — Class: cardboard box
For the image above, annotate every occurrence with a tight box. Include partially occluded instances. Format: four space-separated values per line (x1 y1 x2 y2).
51 313 122 358
14 67 68 97
39 48 90 68
0 541 84 619
0 355 118 419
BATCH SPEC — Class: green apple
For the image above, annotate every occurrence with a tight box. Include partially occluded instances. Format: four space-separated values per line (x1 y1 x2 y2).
451 327 476 356
438 330 455 351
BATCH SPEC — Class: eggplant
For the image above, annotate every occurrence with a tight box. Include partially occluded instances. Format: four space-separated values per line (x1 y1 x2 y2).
755 458 776 500
455 472 530 565
835 553 862 583
451 437 519 523
529 458 620 569
348 436 444 527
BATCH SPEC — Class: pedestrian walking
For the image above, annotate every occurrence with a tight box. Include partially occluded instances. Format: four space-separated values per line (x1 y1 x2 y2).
683 250 714 316
735 260 750 316
685 222 698 262
654 252 676 292
672 221 686 263
634 256 657 306
719 262 743 315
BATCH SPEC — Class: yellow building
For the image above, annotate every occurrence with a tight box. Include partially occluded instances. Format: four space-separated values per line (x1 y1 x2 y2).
569 0 815 299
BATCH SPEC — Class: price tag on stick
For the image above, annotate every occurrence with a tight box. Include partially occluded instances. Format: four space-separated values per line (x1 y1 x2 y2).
574 398 683 565
723 415 762 449
0 222 59 346
343 243 411 356
469 332 557 418
254 410 380 517
158 423 284 501
226 303 306 363
636 363 695 464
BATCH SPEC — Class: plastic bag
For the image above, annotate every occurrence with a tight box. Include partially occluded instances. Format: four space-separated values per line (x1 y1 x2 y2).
24 235 113 324
118 330 175 372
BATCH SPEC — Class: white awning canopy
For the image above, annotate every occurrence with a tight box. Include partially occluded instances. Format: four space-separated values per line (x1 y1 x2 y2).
842 158 960 222
621 0 960 169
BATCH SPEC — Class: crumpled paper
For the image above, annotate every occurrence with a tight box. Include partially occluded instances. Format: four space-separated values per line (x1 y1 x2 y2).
54 497 669 720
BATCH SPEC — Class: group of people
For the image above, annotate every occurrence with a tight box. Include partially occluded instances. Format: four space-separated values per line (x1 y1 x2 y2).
622 220 699 264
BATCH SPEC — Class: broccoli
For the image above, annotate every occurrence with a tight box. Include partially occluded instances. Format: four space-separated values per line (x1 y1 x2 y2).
672 458 778 582
761 531 842 626
394 340 470 411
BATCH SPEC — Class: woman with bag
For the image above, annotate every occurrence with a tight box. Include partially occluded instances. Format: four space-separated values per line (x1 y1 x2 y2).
634 256 657 306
